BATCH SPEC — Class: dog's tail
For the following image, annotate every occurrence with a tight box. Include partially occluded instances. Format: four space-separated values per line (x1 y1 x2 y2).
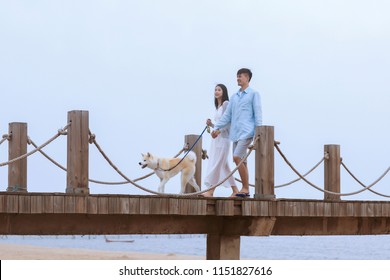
186 151 197 163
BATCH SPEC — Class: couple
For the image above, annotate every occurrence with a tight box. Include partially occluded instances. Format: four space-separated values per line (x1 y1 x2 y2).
202 68 262 198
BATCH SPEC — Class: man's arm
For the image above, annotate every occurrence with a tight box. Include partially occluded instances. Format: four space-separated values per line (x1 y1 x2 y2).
253 91 262 126
214 99 233 130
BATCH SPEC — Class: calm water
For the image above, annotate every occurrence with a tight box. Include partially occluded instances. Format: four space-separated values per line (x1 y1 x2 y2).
1 234 390 259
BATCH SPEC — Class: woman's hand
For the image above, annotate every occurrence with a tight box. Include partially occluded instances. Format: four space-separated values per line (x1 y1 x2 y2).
211 130 221 139
206 118 213 127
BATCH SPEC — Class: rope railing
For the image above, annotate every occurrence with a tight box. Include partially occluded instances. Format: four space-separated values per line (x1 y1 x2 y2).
341 161 390 198
0 124 70 167
32 128 386 198
275 157 325 188
274 142 390 197
233 156 325 188
90 133 176 196
234 177 255 188
89 131 258 197
2 120 388 199
29 132 186 185
28 138 67 171
88 132 187 185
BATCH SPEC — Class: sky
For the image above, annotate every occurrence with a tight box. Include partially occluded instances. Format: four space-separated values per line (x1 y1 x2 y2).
0 0 389 200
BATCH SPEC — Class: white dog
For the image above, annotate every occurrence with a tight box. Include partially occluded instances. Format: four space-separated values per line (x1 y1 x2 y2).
139 151 201 194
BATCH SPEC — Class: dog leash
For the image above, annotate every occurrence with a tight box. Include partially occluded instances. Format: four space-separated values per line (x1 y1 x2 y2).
156 125 209 172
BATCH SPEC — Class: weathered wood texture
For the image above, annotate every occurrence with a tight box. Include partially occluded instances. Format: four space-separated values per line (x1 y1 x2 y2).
254 126 275 199
7 123 28 192
1 193 390 238
66 110 89 194
2 194 390 217
184 134 202 193
324 145 341 200
207 234 240 260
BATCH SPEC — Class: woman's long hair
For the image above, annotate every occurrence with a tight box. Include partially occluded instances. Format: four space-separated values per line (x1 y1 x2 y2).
214 84 229 109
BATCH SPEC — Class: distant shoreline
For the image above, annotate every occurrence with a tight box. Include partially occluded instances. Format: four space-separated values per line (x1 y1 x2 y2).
0 243 204 260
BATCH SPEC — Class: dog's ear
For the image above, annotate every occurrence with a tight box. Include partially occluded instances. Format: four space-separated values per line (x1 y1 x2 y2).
141 153 145 157
147 152 151 157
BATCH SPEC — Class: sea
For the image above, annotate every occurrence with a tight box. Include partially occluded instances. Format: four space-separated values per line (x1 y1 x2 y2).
1 234 390 259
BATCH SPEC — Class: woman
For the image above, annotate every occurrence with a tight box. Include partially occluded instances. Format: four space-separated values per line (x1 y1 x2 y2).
202 84 239 197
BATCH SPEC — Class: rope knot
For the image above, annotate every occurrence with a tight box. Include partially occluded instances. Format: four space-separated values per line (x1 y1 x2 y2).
201 149 208 160
89 133 96 144
27 137 32 145
2 133 11 141
57 123 71 135
324 152 330 160
248 136 261 150
58 128 67 135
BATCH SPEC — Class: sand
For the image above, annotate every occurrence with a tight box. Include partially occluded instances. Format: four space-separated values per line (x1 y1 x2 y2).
0 243 204 260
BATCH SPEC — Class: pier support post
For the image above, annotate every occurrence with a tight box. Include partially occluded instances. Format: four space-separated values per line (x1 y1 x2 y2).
324 144 341 200
254 126 275 199
66 110 89 194
184 134 202 193
206 234 240 260
7 122 28 192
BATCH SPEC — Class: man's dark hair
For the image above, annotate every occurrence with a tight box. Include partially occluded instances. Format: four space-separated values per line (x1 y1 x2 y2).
237 68 252 81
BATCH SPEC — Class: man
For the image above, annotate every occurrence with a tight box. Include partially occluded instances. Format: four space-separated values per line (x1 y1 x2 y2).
211 68 262 197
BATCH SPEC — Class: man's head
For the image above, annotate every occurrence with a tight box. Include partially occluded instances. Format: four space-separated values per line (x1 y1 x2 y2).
237 68 252 88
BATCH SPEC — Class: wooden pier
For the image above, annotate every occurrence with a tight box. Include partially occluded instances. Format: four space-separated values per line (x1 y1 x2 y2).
1 110 389 260
1 193 390 259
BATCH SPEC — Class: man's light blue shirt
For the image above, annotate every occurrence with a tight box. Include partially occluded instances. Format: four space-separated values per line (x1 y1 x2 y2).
214 87 262 142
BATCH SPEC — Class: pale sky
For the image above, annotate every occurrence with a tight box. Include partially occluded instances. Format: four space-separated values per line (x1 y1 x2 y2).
0 0 389 200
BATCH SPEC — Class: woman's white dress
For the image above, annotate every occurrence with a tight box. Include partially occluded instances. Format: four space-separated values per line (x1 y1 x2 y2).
204 101 236 188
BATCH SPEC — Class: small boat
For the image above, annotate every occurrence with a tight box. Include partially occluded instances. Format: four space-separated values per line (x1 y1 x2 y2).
104 236 134 243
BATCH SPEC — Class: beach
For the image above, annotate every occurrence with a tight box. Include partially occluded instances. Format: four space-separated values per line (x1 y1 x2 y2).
0 243 204 260
3 243 389 280
2 234 390 260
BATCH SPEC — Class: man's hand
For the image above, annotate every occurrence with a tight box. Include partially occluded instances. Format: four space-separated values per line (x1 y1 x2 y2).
211 130 221 139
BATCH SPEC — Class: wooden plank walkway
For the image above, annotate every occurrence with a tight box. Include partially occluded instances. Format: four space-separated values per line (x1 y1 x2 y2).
2 116 388 259
1 192 390 236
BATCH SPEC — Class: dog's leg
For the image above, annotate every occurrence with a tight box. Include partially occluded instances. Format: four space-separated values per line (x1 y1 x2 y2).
181 167 200 193
180 173 189 194
188 177 201 192
158 178 168 193
181 172 200 193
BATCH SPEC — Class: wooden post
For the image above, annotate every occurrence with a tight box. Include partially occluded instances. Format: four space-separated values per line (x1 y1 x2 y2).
7 122 28 192
324 144 341 200
66 111 89 194
184 134 202 193
207 234 240 260
254 126 275 199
